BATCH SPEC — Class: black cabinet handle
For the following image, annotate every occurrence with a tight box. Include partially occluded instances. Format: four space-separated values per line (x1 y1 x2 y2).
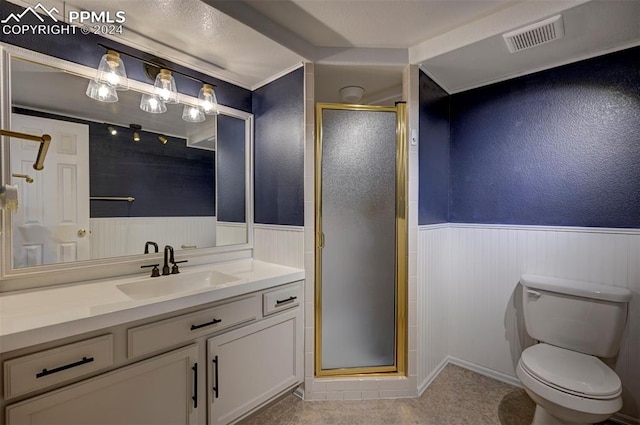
190 318 222 331
36 356 94 378
192 363 198 408
276 296 297 306
212 355 219 399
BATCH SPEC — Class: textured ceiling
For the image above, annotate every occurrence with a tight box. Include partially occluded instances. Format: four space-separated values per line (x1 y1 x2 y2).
7 0 640 94
63 0 304 88
243 0 516 48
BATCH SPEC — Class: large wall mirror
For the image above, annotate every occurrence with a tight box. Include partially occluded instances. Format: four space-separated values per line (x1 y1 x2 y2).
1 46 253 276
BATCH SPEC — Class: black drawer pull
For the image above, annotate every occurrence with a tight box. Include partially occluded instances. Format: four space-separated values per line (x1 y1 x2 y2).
212 355 219 399
36 356 94 378
192 363 198 408
275 296 297 306
190 318 222 331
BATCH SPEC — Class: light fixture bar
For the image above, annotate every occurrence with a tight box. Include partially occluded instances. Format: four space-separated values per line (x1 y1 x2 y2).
97 43 217 88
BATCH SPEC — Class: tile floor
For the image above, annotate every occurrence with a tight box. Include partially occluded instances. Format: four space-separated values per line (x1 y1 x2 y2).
239 364 617 425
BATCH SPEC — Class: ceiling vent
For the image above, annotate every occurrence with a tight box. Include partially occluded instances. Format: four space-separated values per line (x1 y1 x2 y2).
503 15 564 53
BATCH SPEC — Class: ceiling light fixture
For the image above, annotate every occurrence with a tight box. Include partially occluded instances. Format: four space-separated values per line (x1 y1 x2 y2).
129 124 142 142
339 86 365 103
158 135 168 145
86 79 118 102
154 69 178 104
89 43 219 120
139 93 167 114
96 50 129 90
86 49 128 102
182 104 206 123
198 83 219 115
107 126 117 136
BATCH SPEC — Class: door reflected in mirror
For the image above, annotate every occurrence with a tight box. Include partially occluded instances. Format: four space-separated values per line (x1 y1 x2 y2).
8 57 249 269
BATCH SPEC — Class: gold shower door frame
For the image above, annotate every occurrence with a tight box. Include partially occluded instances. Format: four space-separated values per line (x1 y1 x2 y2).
314 102 408 377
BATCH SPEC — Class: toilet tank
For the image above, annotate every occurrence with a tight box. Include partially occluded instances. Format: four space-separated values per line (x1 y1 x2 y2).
521 275 631 358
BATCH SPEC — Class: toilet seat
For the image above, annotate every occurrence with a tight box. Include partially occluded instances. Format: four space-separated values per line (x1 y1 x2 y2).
519 343 621 400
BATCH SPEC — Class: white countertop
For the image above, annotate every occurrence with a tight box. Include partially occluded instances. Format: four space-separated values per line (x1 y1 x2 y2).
0 259 305 354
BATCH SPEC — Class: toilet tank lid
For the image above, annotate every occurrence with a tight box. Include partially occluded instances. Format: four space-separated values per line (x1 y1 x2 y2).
520 275 631 302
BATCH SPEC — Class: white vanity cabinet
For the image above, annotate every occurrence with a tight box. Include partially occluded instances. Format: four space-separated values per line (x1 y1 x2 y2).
208 307 303 425
2 280 304 425
6 345 200 425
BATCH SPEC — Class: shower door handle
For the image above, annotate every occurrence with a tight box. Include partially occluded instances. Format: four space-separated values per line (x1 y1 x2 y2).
317 232 325 249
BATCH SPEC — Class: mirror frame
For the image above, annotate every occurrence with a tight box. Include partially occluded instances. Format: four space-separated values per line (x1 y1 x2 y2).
0 44 254 289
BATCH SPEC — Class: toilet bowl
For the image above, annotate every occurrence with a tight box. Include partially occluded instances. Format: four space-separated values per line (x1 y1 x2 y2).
516 343 622 425
518 275 631 425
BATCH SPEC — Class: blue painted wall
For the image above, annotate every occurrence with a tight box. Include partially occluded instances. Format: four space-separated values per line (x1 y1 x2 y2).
253 68 304 226
419 70 450 225
0 2 252 112
449 46 640 228
89 124 215 218
14 108 215 218
217 114 246 222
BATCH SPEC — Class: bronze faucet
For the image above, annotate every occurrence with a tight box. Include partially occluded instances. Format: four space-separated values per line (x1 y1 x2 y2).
144 241 158 254
163 245 174 276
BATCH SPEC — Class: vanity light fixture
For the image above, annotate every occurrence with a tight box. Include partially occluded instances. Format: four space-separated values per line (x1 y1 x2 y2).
198 83 219 115
158 135 168 145
107 126 117 136
91 43 220 119
153 69 178 104
182 104 206 123
140 93 167 114
95 50 129 91
130 124 142 142
86 79 118 102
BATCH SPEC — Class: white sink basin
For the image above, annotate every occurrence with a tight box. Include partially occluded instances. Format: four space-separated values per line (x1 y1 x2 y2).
117 270 239 300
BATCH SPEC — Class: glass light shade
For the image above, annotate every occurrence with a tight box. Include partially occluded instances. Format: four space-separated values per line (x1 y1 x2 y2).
153 69 178 104
182 104 205 123
96 50 128 91
86 79 118 102
198 84 219 115
139 93 167 113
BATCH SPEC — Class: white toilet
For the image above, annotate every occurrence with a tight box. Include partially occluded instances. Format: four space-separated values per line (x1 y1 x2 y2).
517 274 632 425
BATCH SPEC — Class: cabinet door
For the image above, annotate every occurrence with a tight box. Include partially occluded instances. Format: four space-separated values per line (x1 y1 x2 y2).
7 345 199 425
208 309 302 425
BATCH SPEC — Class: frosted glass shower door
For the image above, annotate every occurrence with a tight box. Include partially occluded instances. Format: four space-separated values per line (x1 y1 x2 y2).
316 104 406 375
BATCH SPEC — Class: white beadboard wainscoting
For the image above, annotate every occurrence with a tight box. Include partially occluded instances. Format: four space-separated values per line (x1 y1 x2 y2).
89 217 216 258
216 221 248 246
253 224 304 269
417 224 450 394
418 223 640 423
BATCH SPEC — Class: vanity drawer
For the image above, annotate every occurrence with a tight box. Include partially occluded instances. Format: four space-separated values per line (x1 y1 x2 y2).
3 334 114 399
128 295 258 358
263 282 302 316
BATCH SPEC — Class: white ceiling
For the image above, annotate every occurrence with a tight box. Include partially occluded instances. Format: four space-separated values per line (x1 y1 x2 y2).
8 0 640 95
241 0 517 49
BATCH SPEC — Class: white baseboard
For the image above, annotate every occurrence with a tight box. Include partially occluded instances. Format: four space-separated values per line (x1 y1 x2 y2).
612 412 640 425
254 223 304 232
447 357 522 388
294 385 305 400
418 357 449 396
